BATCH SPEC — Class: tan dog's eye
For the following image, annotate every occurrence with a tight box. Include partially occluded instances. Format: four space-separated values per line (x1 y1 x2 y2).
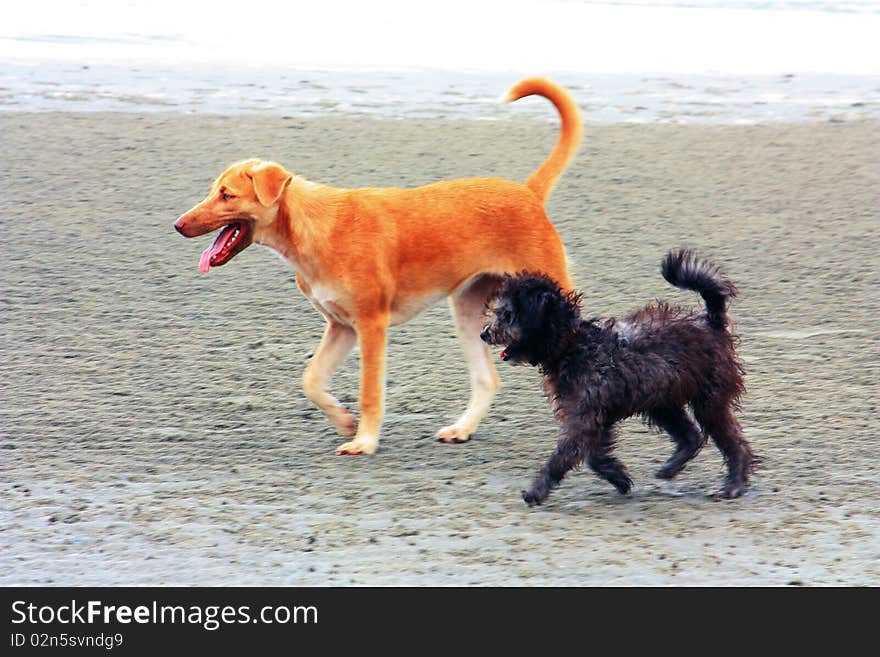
221 192 235 201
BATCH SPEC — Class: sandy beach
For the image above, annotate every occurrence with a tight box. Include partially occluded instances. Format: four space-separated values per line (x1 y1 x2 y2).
1 111 878 585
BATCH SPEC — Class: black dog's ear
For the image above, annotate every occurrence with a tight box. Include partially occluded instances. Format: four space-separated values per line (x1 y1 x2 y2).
526 283 581 335
519 288 557 335
533 289 556 318
515 288 561 366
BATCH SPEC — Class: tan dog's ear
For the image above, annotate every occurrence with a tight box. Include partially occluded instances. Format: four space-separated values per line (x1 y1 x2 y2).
247 163 292 207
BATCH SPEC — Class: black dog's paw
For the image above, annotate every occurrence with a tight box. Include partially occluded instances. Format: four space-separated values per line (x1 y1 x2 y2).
522 489 543 507
716 480 746 499
655 464 678 480
612 475 633 495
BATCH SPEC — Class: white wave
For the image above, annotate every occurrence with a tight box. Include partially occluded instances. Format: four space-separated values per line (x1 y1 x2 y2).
1 0 879 75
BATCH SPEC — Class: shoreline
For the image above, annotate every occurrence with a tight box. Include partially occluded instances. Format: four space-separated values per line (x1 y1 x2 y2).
2 61 879 124
5 107 880 121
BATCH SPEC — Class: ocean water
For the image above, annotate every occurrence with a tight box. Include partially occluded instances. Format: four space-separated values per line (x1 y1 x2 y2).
1 0 879 123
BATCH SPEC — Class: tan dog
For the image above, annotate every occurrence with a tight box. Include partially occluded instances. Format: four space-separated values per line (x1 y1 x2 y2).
174 77 581 455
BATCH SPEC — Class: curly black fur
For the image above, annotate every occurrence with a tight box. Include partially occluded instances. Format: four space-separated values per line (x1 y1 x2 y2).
481 249 755 506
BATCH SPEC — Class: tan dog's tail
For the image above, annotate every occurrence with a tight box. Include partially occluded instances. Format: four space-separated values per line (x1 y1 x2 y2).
502 77 583 204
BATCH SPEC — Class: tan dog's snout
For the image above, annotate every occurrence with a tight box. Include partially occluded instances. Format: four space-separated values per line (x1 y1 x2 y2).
174 213 198 237
174 205 218 238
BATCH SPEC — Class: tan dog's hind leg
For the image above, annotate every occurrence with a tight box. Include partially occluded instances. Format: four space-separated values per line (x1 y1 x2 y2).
303 321 358 436
337 315 389 455
437 276 501 444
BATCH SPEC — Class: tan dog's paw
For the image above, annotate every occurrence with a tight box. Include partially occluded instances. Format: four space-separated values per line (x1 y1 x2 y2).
328 408 357 437
436 425 472 444
336 436 378 455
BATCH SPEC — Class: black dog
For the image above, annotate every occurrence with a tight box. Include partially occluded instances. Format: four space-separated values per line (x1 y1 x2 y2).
481 249 755 506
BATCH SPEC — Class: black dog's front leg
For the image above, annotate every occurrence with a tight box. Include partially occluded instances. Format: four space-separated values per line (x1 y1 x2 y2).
522 430 590 507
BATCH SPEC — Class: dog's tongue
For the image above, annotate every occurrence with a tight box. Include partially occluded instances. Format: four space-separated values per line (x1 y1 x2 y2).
499 347 510 361
198 247 213 273
198 224 235 273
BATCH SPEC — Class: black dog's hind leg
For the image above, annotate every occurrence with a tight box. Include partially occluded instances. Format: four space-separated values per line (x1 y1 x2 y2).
650 406 707 480
586 425 633 495
693 400 754 499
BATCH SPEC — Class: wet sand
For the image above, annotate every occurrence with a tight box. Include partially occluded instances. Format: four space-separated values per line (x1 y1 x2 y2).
1 112 878 585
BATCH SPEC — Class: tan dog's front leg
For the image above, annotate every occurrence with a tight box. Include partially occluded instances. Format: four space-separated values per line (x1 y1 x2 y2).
303 320 358 436
337 315 389 455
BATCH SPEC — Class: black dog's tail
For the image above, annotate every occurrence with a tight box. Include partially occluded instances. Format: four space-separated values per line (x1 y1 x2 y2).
661 249 737 329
